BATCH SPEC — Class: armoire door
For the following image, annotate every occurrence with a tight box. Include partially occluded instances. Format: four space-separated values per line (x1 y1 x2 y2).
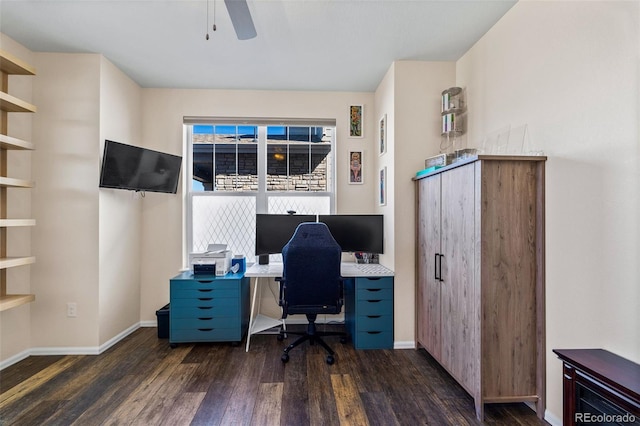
439 162 477 391
416 174 442 360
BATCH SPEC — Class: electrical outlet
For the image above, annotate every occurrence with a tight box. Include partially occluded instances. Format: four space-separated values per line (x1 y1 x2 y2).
67 302 77 318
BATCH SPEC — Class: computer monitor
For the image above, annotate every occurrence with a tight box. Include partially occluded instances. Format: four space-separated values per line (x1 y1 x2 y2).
255 214 316 258
319 214 384 254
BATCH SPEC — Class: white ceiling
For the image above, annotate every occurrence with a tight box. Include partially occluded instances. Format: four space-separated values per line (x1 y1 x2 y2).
0 0 517 92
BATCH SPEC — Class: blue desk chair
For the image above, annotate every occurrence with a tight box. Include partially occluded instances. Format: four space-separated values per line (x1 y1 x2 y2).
277 222 346 365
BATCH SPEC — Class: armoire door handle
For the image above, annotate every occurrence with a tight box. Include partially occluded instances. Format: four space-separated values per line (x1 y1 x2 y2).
438 254 444 282
434 253 439 281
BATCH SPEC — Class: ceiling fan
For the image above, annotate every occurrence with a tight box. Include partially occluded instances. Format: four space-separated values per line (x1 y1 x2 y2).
224 0 257 40
206 0 256 40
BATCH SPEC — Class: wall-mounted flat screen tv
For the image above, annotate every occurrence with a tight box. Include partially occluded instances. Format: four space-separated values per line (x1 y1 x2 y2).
99 140 182 194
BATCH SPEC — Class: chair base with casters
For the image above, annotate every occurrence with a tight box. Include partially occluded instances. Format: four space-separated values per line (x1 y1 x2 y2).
278 314 347 365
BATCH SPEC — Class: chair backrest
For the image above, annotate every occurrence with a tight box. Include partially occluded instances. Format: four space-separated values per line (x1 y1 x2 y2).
281 222 343 316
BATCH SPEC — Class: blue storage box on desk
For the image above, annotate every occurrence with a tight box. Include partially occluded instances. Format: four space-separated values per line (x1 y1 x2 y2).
169 271 249 347
344 276 394 349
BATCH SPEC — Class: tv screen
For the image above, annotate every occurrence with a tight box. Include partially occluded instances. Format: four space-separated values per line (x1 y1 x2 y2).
319 214 384 254
255 214 316 255
99 140 182 194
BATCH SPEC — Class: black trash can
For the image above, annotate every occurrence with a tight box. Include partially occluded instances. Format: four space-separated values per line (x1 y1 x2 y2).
155 303 170 339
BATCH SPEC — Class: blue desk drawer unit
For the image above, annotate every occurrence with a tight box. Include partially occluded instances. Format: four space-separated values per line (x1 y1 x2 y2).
169 271 249 346
345 276 394 349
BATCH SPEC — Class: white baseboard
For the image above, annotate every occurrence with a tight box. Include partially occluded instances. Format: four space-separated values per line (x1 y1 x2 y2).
394 341 416 349
544 409 562 426
0 349 32 371
1 323 141 370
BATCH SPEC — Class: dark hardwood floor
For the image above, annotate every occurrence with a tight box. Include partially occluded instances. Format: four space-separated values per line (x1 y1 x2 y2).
0 327 548 425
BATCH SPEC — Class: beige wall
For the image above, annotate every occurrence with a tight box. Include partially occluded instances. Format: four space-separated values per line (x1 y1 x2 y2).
384 61 456 345
31 53 102 349
98 57 143 346
139 89 377 321
0 34 35 362
0 47 143 361
456 1 640 422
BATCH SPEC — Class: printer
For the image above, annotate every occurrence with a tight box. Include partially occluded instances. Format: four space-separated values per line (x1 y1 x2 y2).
190 244 233 276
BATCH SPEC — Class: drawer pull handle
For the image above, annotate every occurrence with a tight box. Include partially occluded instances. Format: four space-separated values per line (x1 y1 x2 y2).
198 289 213 293
197 280 214 284
367 300 382 303
366 315 381 319
366 289 382 292
197 307 213 310
366 331 382 335
198 317 213 320
366 277 382 281
198 297 213 301
198 328 214 331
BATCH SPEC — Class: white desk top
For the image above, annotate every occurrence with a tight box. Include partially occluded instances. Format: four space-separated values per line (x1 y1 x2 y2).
245 262 394 278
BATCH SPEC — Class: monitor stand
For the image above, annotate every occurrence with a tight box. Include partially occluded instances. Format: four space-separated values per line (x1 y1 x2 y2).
258 254 269 265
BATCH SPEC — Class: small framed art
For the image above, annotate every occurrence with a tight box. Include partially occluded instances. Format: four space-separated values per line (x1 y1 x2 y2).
379 166 387 206
350 105 363 137
349 150 363 184
379 113 387 155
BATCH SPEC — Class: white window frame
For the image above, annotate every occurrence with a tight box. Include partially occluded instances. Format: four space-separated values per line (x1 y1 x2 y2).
183 117 336 264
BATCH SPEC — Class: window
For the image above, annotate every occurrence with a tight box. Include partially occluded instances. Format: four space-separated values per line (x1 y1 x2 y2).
185 119 335 263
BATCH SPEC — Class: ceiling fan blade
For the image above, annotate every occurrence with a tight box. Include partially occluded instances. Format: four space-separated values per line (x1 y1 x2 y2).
224 0 257 40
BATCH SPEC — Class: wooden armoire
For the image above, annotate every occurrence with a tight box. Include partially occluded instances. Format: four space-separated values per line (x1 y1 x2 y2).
415 155 546 420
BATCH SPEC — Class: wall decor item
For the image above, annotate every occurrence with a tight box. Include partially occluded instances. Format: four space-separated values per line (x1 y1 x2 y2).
349 105 363 137
379 166 387 206
349 150 363 184
379 114 387 155
440 87 466 154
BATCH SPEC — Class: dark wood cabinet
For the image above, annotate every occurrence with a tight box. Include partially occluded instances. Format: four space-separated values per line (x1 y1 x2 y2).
554 349 640 426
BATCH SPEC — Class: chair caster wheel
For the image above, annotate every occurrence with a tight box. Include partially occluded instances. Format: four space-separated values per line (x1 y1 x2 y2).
326 355 335 365
277 334 284 341
281 353 290 363
170 343 177 349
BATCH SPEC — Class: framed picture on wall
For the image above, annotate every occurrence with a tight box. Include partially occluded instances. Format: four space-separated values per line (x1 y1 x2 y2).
379 114 387 155
349 150 363 184
350 105 363 138
379 166 387 206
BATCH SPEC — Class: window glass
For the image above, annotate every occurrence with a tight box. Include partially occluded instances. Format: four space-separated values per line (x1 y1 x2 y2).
187 122 334 263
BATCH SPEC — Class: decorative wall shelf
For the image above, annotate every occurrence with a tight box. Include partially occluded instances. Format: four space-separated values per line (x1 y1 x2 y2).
440 87 465 138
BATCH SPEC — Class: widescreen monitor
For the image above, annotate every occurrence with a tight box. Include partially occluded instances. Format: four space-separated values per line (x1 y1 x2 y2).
255 214 316 256
319 214 384 254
